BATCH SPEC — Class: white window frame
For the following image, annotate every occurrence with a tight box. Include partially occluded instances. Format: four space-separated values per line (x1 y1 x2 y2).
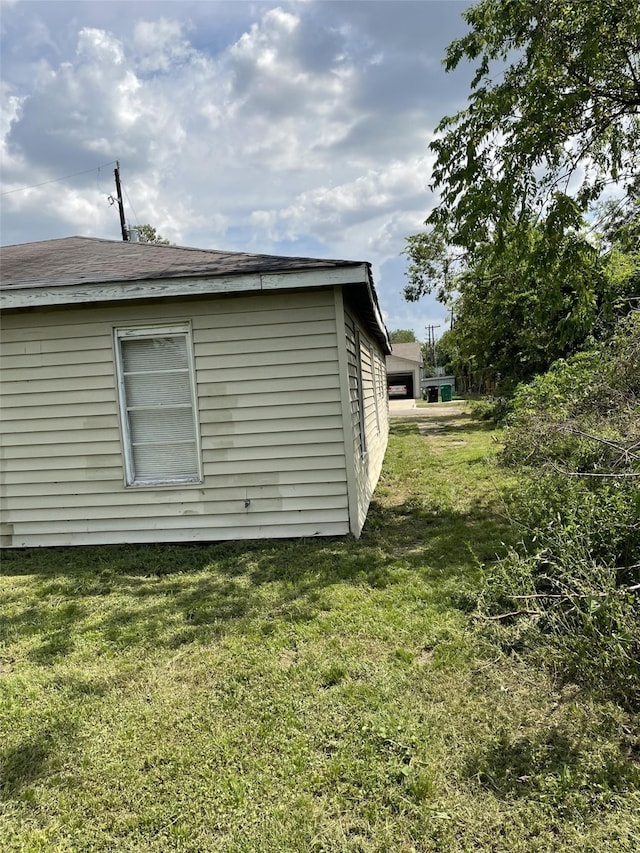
114 322 203 487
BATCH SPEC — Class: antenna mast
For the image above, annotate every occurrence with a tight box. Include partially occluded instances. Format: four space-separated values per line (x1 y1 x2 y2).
113 161 128 241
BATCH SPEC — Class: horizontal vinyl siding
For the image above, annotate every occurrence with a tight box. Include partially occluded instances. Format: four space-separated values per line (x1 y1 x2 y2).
14 523 350 548
344 307 389 536
0 289 349 546
12 501 349 528
2 439 122 460
3 481 348 513
3 400 343 430
4 466 348 498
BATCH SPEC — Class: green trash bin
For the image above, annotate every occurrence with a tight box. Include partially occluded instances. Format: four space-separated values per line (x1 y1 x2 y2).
441 384 452 402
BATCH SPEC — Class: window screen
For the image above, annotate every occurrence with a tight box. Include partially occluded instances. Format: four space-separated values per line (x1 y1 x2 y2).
115 325 202 486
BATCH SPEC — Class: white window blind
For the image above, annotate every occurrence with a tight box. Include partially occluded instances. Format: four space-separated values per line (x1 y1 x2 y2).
115 325 202 486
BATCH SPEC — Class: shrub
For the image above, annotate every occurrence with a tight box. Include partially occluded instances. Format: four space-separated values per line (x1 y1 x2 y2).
477 311 640 708
468 395 510 424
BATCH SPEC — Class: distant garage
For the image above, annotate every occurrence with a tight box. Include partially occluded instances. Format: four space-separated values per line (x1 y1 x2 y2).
386 342 422 400
387 372 414 399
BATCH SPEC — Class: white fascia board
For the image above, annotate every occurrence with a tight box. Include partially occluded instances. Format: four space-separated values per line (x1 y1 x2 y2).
260 265 368 290
366 278 391 353
0 264 369 310
1 274 261 310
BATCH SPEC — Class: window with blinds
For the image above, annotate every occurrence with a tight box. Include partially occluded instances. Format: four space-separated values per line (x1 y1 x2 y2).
114 324 202 486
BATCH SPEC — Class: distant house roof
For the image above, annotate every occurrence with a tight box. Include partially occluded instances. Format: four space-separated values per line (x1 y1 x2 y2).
0 236 391 353
389 342 422 365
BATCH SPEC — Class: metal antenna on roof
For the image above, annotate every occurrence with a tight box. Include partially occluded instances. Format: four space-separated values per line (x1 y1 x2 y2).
113 162 128 241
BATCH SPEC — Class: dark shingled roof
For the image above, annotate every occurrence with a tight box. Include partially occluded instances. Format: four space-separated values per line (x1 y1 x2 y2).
0 236 363 289
0 236 391 354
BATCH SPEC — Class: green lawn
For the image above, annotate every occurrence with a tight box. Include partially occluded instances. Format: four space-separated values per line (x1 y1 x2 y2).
1 410 638 852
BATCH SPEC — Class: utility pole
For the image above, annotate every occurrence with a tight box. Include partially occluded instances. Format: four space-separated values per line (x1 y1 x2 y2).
425 324 440 370
113 161 128 241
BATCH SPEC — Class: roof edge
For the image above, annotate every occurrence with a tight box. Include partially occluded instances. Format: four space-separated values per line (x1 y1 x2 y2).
0 264 371 310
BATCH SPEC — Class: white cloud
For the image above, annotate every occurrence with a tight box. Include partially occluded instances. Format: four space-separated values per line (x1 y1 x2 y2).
0 0 472 339
133 18 194 73
248 154 434 255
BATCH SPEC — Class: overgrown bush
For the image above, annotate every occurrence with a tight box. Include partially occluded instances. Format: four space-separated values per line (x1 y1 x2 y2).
468 395 510 423
477 312 640 708
478 476 640 707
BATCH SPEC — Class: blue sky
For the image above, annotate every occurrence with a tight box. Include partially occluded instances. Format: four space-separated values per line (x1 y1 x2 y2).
1 0 474 339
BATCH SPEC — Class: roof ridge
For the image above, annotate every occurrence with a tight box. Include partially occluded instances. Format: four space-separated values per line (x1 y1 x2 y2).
0 235 358 266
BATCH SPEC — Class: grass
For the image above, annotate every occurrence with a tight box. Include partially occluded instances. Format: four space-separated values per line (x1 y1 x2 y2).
1 408 639 852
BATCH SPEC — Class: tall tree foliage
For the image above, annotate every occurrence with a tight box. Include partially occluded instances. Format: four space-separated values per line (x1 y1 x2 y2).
389 329 418 343
405 0 640 389
136 224 170 245
409 218 638 391
450 224 605 389
429 0 640 250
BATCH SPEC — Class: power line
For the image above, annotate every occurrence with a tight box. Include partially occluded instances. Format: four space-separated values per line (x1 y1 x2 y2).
123 184 141 228
0 160 119 196
425 324 441 369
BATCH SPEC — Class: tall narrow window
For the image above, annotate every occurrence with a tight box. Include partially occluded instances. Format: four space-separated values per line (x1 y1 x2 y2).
114 324 202 486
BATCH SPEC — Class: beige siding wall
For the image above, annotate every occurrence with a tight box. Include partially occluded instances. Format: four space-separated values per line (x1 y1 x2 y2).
343 308 389 536
0 290 349 546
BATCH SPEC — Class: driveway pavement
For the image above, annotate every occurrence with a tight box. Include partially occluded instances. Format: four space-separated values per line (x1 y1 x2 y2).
388 398 416 414
388 399 467 418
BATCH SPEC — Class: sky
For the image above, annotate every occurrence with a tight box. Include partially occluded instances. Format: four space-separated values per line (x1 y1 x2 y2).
0 0 476 339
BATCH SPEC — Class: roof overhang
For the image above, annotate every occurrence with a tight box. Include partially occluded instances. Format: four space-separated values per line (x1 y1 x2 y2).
0 237 391 354
0 264 370 311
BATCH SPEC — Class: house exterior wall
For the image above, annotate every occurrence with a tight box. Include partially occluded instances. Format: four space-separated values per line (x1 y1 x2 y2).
0 288 357 547
337 294 389 537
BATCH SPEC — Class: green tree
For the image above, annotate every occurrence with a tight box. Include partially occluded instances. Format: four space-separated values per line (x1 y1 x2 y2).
405 0 640 390
421 329 458 378
389 329 417 343
596 201 640 337
407 212 639 392
136 224 170 245
463 224 605 387
403 232 459 304
427 0 640 251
